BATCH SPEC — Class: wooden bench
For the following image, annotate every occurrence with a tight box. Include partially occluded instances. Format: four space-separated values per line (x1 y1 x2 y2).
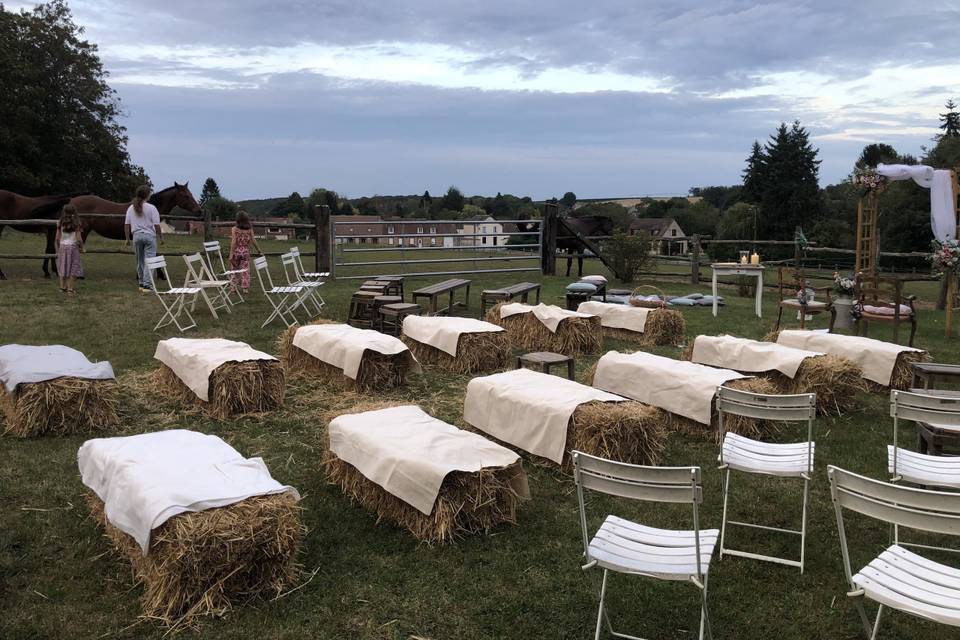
480 282 542 315
411 278 472 316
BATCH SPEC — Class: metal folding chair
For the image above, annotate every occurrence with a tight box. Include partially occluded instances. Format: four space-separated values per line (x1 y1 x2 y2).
290 246 329 279
280 251 324 316
828 465 960 638
144 256 201 332
202 240 246 303
717 386 817 572
889 389 960 490
182 252 232 319
573 451 716 640
253 256 304 328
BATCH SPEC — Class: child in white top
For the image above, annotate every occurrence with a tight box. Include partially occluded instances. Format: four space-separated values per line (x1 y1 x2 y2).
56 204 84 295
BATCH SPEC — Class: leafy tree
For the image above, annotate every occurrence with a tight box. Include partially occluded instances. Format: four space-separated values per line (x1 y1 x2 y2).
855 143 902 170
272 191 305 218
419 190 433 211
203 196 238 221
740 121 822 241
560 191 577 209
0 1 148 197
939 99 960 138
440 186 465 212
571 202 632 233
688 185 743 211
199 178 221 206
339 200 354 215
605 231 654 283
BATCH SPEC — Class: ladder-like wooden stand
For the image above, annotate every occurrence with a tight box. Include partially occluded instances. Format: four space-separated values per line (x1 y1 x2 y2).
945 169 960 337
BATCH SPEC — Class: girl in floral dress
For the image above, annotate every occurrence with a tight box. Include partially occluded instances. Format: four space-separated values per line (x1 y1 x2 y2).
228 210 261 292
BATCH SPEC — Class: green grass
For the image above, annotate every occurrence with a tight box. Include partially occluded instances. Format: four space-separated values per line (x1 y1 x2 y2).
2 228 960 639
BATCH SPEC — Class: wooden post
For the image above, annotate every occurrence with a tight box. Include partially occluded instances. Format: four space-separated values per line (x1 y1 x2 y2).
202 207 212 242
690 235 701 284
541 202 558 275
315 204 331 275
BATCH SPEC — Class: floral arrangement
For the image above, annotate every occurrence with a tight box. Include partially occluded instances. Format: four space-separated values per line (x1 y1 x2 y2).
931 239 960 275
833 272 856 297
853 167 888 195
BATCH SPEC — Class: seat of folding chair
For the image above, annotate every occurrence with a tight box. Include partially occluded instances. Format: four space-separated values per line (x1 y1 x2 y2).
220 268 247 275
888 446 960 488
196 279 231 287
301 271 329 278
295 280 324 288
165 287 201 295
721 433 814 478
588 515 718 581
853 545 960 626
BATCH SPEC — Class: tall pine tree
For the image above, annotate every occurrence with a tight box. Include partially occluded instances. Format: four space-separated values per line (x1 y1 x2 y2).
199 177 221 206
940 99 960 138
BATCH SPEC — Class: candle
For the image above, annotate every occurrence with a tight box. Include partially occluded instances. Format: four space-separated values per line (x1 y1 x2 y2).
751 252 760 265
739 251 749 264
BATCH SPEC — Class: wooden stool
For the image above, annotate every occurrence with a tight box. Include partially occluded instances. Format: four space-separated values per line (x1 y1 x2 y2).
565 291 592 311
359 280 390 295
375 275 404 300
379 302 421 335
911 362 960 389
348 291 380 328
516 351 575 380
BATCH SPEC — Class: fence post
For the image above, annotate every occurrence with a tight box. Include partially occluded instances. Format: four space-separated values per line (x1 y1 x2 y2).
315 204 331 275
690 235 701 284
541 203 558 275
202 207 212 242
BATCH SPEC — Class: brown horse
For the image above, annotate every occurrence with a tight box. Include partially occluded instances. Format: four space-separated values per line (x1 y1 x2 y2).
558 215 614 277
0 190 79 279
71 182 201 241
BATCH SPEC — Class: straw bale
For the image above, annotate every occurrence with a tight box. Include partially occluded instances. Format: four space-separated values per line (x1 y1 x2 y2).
1 377 119 437
484 303 602 356
402 330 511 374
602 308 685 346
564 401 667 469
88 492 303 627
154 360 284 420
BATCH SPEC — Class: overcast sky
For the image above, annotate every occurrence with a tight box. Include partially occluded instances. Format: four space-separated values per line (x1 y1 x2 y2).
14 1 960 199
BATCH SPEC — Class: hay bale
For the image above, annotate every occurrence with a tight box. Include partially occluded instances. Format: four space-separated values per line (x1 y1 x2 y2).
88 492 304 627
601 308 686 347
583 363 779 442
484 303 602 356
565 401 667 469
1 377 119 437
276 322 416 392
403 330 511 374
679 341 866 415
155 360 285 420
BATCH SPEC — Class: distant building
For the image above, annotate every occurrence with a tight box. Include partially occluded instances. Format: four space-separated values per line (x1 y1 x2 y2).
458 216 510 248
331 215 384 244
629 217 688 255
382 218 457 248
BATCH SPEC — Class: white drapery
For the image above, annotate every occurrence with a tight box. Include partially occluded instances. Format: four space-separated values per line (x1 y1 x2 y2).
877 163 956 241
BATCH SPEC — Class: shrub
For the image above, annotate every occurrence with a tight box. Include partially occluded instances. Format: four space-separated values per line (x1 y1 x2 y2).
605 231 653 283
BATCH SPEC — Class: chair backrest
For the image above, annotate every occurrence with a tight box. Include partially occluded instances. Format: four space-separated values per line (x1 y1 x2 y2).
828 465 960 586
573 451 706 576
202 241 227 274
777 266 806 294
718 386 816 470
857 273 905 305
891 389 960 426
253 256 274 292
182 252 208 284
144 256 170 292
279 252 298 285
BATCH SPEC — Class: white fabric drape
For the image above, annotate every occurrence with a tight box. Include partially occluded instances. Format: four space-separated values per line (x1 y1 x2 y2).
0 344 115 393
292 323 417 379
154 338 276 401
877 163 956 241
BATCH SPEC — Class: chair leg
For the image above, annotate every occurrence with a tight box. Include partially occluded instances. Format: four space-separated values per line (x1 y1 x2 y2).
775 306 783 331
909 317 917 348
800 476 810 574
719 469 731 558
851 596 875 639
594 569 608 640
700 574 713 640
828 307 837 333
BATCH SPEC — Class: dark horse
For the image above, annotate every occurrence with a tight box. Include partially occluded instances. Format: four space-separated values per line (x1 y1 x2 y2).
70 182 201 241
557 215 614 277
0 190 79 279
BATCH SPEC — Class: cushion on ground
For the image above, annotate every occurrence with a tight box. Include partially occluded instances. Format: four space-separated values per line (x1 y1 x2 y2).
566 282 598 293
862 304 913 316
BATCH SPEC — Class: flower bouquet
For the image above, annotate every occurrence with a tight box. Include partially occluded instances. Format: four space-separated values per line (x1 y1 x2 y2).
931 239 960 276
833 272 856 298
853 167 888 195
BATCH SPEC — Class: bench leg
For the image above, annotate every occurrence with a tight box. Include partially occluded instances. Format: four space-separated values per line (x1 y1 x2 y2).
567 359 575 380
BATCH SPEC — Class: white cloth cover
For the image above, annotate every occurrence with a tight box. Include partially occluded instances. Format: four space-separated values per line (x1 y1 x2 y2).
463 368 625 464
0 344 114 393
78 429 299 555
690 334 823 379
577 301 650 333
292 323 417 379
402 315 504 357
877 163 956 241
593 351 748 425
328 405 526 515
154 338 276 402
775 329 922 386
499 302 595 333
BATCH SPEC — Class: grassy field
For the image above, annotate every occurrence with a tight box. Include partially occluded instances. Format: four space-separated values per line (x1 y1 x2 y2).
2 228 960 640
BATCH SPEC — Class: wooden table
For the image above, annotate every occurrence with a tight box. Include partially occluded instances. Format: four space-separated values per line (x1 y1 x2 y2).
480 282 542 315
911 362 960 389
378 302 421 335
711 263 764 318
411 278 472 316
516 351 575 380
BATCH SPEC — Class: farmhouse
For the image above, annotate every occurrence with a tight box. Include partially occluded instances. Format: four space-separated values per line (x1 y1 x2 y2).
629 217 689 255
458 215 511 249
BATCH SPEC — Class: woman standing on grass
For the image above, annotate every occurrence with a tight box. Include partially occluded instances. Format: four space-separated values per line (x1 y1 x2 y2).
123 185 162 293
55 204 84 295
229 210 260 293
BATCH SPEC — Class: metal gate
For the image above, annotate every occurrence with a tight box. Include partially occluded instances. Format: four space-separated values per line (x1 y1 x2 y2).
330 218 542 280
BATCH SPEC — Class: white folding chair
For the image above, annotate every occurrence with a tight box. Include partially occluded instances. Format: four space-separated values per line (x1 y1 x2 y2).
280 251 324 316
182 252 232 319
202 240 246 304
717 386 817 572
828 465 960 638
253 256 303 328
144 256 201 332
889 389 960 490
290 246 329 279
573 451 717 640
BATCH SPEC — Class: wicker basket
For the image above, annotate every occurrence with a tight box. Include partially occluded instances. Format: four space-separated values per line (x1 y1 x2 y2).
628 285 668 309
